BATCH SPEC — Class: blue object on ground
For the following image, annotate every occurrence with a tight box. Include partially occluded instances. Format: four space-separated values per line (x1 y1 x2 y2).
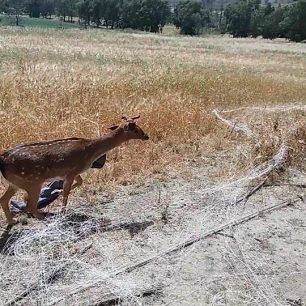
10 180 63 213
9 154 107 213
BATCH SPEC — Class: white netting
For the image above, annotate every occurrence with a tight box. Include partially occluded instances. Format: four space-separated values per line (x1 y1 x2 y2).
0 104 305 306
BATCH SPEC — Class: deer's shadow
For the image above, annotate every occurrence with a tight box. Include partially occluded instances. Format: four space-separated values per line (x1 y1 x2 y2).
0 212 154 255
62 211 154 237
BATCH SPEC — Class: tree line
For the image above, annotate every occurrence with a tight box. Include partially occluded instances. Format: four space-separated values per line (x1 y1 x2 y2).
223 0 306 42
1 0 305 41
0 0 171 32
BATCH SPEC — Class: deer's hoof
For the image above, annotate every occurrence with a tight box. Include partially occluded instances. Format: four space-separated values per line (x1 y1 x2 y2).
37 212 47 220
30 211 47 220
8 217 18 225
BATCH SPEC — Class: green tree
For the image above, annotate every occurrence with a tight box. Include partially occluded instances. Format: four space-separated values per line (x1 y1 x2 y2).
173 0 210 35
90 0 104 26
141 0 170 32
0 0 8 12
56 0 76 22
224 0 260 37
77 0 91 25
120 0 170 32
250 8 265 37
6 0 26 25
280 0 306 42
261 5 286 39
120 0 142 29
250 3 274 37
27 0 40 17
103 0 120 28
40 0 55 18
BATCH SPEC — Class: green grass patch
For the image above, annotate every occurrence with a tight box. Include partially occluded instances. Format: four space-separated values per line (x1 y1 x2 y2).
0 15 79 29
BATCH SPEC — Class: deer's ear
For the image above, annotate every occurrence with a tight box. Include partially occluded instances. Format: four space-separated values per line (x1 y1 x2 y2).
123 122 135 132
108 125 119 131
127 122 136 130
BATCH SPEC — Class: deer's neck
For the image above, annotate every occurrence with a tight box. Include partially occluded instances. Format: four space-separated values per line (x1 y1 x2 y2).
89 129 125 159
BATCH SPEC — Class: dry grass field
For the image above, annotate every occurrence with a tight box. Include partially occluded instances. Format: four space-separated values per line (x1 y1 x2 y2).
0 27 305 192
0 26 305 305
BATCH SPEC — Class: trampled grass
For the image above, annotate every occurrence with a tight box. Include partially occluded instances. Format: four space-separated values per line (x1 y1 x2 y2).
0 27 305 196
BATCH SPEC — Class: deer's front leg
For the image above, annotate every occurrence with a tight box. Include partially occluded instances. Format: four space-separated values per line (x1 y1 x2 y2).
62 175 75 207
61 175 82 210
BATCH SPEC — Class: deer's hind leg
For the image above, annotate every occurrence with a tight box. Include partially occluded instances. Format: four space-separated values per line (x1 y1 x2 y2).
0 184 18 225
25 185 46 220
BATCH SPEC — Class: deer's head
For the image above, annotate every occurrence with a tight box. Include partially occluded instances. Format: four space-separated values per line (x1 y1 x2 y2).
109 115 149 141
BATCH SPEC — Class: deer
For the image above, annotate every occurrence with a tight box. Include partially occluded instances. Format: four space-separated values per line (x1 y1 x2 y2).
0 115 149 225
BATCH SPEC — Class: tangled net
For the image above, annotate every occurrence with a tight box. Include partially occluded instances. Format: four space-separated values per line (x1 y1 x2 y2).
0 104 305 306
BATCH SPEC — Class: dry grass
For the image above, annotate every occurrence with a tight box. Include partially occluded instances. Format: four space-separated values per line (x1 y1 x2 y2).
0 27 305 197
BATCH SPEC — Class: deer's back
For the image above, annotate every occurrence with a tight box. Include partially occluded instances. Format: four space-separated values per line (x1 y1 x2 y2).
1 137 95 184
